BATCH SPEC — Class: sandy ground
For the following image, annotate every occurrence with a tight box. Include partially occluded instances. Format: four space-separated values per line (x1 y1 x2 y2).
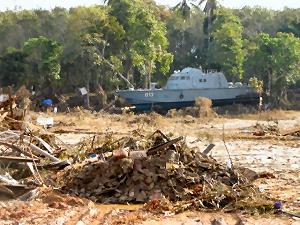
1 110 299 224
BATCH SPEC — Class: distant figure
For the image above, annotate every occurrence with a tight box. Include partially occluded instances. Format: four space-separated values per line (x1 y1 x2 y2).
98 84 107 109
258 96 263 112
264 103 271 111
30 85 36 95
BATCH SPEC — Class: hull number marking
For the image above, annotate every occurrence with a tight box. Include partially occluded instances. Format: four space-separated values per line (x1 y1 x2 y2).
145 92 154 97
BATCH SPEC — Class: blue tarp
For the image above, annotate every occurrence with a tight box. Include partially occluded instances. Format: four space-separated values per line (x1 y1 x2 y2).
42 99 53 106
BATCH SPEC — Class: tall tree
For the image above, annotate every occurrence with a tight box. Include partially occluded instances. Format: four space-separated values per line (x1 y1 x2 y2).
208 9 244 81
23 36 63 95
173 0 197 18
63 6 125 91
108 0 173 88
234 7 278 38
173 0 218 32
277 8 300 37
245 32 300 104
166 9 206 70
199 0 219 32
0 48 27 87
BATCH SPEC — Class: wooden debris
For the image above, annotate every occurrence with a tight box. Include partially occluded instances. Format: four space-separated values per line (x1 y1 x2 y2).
38 160 71 170
202 144 215 155
147 137 183 156
0 156 39 163
281 126 300 136
34 136 54 154
0 185 16 200
58 131 273 213
28 142 61 163
253 123 279 136
0 87 67 198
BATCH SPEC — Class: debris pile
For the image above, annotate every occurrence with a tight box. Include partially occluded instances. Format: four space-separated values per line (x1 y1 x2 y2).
0 88 69 199
167 97 217 118
128 112 161 125
58 130 273 212
0 86 31 130
0 88 279 214
252 122 280 136
281 126 300 137
253 122 300 137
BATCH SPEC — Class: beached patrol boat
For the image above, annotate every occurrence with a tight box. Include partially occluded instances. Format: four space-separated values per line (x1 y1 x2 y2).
116 67 259 111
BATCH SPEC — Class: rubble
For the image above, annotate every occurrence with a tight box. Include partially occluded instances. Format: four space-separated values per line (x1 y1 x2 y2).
167 97 218 118
252 122 280 136
0 87 69 200
281 125 300 137
252 122 300 137
58 130 274 213
0 88 292 219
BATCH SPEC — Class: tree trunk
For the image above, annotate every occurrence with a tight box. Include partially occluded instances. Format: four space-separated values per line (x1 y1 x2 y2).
144 75 148 89
279 87 288 107
148 73 151 89
267 70 273 104
86 74 90 109
145 62 153 89
207 10 212 49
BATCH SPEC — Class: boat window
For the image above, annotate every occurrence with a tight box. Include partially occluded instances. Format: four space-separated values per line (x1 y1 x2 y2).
203 79 207 82
170 76 179 80
199 79 202 82
186 76 190 80
181 76 185 80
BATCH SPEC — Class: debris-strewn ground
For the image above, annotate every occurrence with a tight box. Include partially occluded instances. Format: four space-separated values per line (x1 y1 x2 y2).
0 108 300 224
57 130 274 214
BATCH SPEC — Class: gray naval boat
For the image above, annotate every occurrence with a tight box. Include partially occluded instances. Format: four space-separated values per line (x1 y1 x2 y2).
116 67 259 112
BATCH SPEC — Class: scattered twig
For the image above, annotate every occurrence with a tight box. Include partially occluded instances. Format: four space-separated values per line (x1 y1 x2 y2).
27 135 44 185
0 156 40 163
0 141 32 157
280 210 300 218
222 124 233 169
147 136 183 156
91 135 96 150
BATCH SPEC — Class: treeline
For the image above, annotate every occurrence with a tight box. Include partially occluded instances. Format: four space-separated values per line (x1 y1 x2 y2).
0 0 300 105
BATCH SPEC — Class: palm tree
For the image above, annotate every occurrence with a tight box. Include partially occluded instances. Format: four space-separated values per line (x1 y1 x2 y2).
173 0 219 25
200 0 218 15
199 0 219 33
174 0 219 49
173 0 193 18
103 0 111 4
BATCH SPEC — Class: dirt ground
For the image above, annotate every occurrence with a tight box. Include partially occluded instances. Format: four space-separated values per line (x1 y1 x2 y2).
1 109 299 225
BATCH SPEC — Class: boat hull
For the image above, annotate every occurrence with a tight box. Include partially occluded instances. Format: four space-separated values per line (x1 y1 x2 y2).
116 88 259 112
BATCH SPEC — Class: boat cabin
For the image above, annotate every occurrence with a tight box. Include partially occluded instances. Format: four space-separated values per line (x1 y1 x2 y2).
164 67 229 90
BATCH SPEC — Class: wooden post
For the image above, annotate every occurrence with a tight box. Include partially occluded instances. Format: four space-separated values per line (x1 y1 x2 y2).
8 86 13 118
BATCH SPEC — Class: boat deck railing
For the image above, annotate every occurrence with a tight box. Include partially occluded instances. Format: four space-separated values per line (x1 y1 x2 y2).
204 69 219 74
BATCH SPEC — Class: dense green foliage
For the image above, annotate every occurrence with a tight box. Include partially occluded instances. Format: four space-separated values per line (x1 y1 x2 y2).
208 9 244 81
24 36 63 88
245 32 300 104
0 1 300 104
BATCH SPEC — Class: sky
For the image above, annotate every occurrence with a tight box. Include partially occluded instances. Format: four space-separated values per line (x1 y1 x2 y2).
0 0 300 11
